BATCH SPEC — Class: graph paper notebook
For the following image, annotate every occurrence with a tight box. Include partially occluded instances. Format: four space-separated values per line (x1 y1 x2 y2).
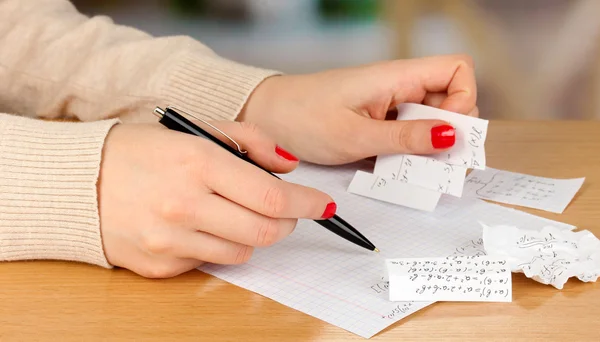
198 161 574 338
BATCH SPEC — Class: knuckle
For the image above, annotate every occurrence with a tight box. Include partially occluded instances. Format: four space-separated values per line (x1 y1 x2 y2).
392 123 417 152
159 197 190 223
254 217 280 247
262 185 287 217
179 143 204 170
177 142 211 183
140 228 172 255
233 245 254 264
189 144 212 180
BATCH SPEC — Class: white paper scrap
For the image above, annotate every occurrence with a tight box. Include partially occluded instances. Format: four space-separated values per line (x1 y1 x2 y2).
374 154 468 197
482 223 600 289
347 170 441 211
386 256 512 302
464 167 585 213
395 103 489 170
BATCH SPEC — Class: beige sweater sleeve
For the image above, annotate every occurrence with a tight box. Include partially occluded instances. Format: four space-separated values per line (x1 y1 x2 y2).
0 0 280 268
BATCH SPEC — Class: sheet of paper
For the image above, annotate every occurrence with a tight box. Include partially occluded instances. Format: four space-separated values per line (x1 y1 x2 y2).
373 154 468 197
347 170 441 212
198 161 575 339
386 256 512 302
394 103 489 170
463 167 585 213
482 223 600 289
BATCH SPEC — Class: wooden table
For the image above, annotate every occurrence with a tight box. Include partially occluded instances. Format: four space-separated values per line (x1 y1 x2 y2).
1 121 599 341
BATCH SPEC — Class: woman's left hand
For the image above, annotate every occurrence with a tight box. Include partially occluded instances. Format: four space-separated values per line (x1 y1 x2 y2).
239 54 478 165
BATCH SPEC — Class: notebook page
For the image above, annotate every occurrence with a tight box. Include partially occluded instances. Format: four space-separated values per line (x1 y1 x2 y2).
198 161 574 338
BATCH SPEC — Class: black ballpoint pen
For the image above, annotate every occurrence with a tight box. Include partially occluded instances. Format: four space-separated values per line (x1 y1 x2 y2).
152 106 379 253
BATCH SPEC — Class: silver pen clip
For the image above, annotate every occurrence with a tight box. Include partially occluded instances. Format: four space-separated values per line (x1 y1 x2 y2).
154 105 248 155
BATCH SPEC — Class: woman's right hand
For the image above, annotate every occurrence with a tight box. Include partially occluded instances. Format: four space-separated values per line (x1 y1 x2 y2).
98 121 335 278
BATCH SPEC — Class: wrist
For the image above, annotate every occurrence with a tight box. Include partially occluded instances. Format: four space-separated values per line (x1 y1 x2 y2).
236 75 282 123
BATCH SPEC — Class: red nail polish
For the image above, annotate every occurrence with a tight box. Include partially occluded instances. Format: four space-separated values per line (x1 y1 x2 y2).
321 202 337 219
275 145 298 161
431 125 455 149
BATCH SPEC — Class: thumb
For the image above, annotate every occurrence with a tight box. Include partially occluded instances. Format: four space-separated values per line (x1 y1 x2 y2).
358 115 456 156
193 120 299 174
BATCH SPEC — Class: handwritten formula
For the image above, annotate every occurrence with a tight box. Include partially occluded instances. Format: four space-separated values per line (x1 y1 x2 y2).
374 154 467 197
394 103 489 170
468 174 556 202
386 256 512 302
464 168 585 214
453 238 487 257
347 170 442 212
483 224 600 289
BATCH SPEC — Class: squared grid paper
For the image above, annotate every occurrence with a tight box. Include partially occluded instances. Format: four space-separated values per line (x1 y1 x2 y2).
198 161 575 338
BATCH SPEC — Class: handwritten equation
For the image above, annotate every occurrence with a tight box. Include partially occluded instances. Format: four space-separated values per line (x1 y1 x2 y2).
394 103 489 170
463 167 585 214
386 256 512 302
374 154 467 197
370 277 390 295
433 125 486 170
452 238 487 257
482 224 600 289
347 170 441 211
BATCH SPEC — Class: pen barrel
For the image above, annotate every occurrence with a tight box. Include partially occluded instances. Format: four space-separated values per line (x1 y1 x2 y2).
315 216 376 251
161 108 245 158
161 108 282 179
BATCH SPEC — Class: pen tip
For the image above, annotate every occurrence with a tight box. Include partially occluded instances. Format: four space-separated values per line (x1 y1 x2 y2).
374 248 380 253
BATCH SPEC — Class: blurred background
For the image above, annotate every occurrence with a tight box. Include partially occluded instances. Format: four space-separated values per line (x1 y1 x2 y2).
70 0 600 120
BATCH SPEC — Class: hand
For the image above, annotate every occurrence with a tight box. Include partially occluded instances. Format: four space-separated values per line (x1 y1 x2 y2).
98 122 335 278
239 54 478 165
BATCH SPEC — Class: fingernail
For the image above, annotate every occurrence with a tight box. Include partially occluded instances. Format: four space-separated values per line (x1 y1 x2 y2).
431 125 455 149
275 145 299 161
321 202 337 219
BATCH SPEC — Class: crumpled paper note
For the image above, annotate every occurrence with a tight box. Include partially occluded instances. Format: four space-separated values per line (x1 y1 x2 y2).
481 223 600 289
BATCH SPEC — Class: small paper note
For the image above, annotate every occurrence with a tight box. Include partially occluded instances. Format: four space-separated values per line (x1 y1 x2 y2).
374 154 468 197
482 223 600 289
347 170 441 211
386 256 512 302
394 103 489 170
464 167 585 213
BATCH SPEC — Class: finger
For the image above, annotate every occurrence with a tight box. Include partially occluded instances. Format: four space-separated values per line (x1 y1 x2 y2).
422 92 446 108
391 54 478 115
149 226 255 265
467 106 480 117
423 92 479 117
179 231 254 265
190 193 297 247
203 145 336 219
193 120 299 174
356 114 455 155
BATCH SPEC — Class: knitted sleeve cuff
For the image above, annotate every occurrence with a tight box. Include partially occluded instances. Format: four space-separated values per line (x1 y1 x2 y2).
0 113 120 268
159 51 282 121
